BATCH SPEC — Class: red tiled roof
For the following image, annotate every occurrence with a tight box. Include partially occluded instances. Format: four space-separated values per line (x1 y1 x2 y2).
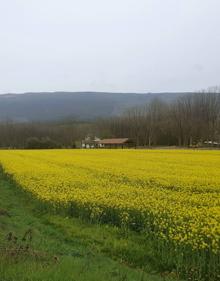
99 138 130 144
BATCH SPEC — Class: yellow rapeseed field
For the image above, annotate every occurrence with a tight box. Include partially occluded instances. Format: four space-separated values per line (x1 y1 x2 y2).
0 149 219 256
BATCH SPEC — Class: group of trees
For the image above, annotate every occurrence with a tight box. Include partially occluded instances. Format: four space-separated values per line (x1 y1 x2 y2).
0 121 93 149
0 88 220 149
95 89 220 147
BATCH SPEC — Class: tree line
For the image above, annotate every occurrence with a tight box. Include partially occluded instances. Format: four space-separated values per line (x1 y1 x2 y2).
95 88 220 147
0 121 92 149
0 88 220 148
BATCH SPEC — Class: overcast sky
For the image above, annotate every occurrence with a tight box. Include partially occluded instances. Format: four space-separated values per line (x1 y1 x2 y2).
0 0 220 94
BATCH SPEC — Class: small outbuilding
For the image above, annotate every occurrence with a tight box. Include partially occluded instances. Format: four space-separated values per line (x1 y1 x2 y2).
98 138 133 148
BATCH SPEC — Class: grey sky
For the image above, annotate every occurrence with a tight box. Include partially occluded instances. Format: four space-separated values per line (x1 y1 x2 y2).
0 0 220 94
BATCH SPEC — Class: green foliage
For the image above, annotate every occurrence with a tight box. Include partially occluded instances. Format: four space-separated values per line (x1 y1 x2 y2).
25 137 61 149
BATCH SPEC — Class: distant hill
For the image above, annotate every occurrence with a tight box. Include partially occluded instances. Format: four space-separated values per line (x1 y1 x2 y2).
0 91 189 122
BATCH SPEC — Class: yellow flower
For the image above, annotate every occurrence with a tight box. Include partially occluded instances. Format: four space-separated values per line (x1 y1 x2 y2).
0 149 219 253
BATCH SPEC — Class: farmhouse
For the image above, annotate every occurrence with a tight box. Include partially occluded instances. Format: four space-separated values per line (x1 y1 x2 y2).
81 136 100 148
98 138 133 148
81 137 133 148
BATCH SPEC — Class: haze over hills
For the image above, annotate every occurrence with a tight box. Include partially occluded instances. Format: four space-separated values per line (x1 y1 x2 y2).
0 91 189 122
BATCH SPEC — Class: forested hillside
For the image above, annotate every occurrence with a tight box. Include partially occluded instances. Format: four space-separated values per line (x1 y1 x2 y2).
0 92 187 122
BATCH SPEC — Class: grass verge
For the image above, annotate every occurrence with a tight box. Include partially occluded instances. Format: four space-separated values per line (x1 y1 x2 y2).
0 171 176 281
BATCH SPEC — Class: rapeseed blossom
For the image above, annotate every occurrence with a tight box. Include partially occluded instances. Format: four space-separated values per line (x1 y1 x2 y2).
0 149 219 255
